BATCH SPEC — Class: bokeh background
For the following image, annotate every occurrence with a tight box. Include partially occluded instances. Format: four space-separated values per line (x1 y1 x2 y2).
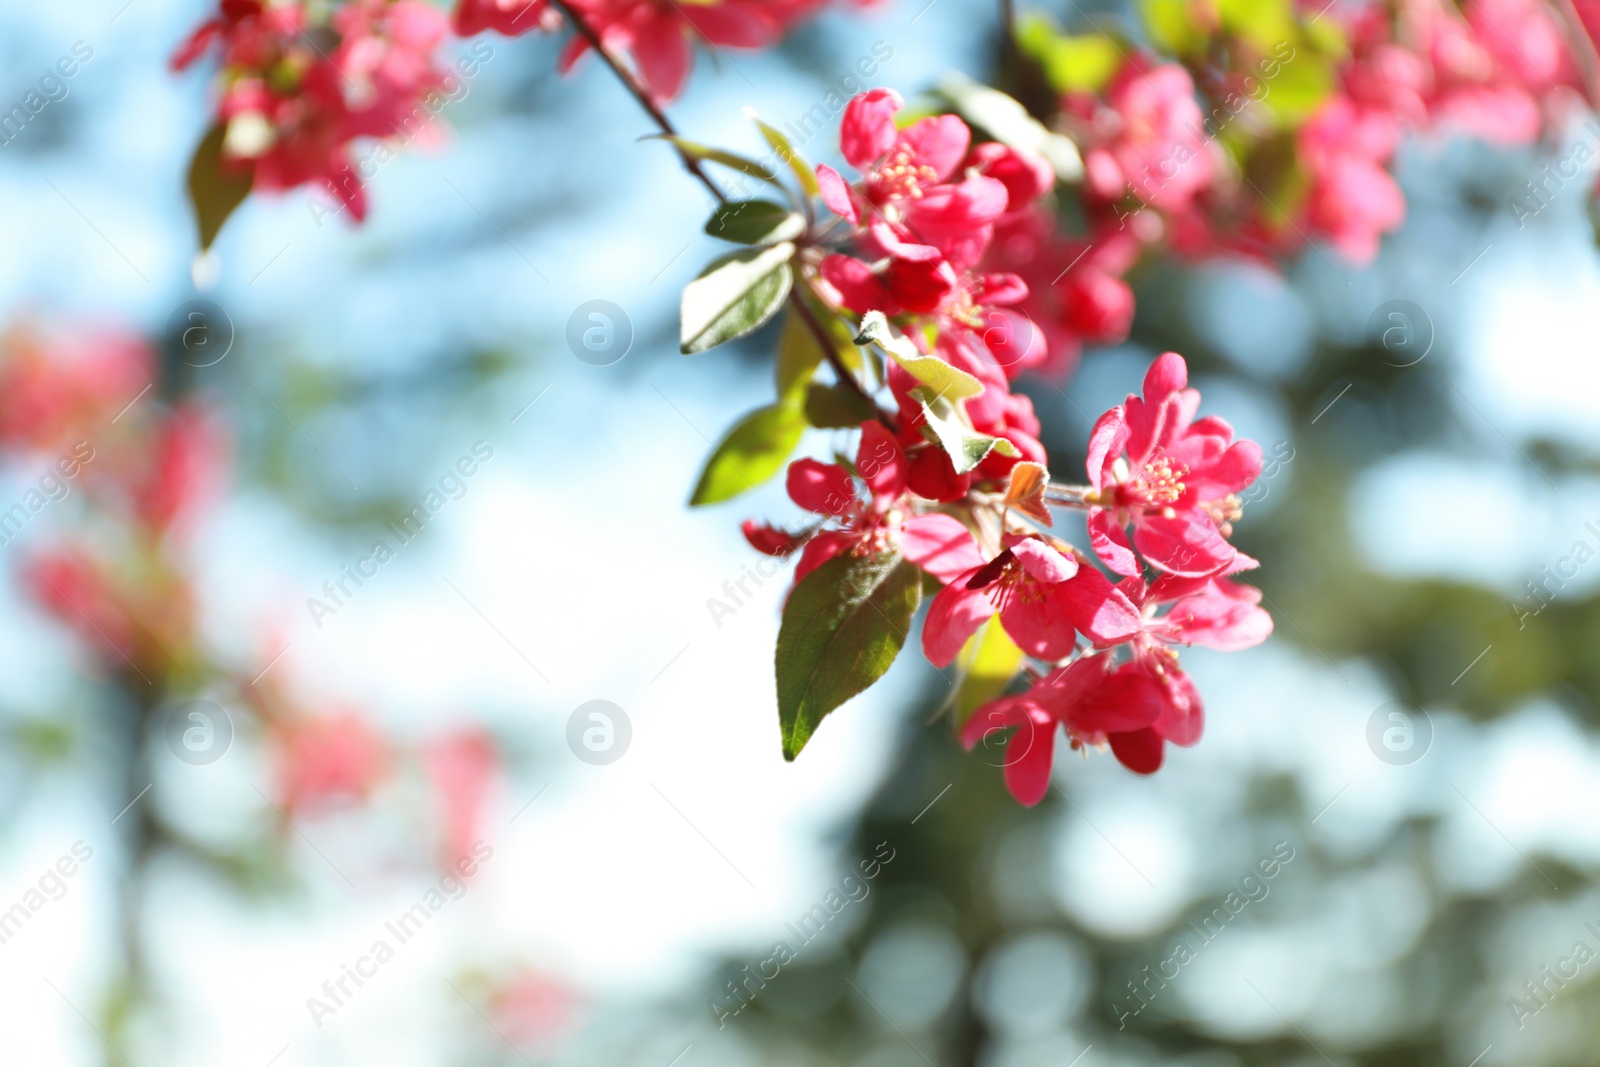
4 0 1600 1064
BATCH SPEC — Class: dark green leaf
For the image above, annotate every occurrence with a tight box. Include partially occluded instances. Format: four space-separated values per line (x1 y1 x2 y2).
187 122 254 251
689 401 807 505
776 551 922 760
804 382 879 428
680 243 795 354
705 199 805 245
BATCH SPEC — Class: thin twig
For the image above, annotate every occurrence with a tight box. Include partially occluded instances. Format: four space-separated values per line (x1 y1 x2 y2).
546 0 726 203
549 0 893 426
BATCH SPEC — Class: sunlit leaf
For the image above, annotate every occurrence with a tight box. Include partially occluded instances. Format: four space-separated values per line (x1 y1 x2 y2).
855 310 983 401
690 401 807 505
953 616 1026 728
681 243 795 354
914 387 1020 475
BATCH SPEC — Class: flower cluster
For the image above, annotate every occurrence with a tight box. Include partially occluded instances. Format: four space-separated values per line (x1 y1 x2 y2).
458 0 866 103
953 355 1271 802
812 89 1055 493
174 0 456 221
0 320 504 865
174 0 871 237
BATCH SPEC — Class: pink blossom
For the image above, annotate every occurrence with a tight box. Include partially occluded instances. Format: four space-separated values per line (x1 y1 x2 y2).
1085 352 1261 578
922 531 1140 668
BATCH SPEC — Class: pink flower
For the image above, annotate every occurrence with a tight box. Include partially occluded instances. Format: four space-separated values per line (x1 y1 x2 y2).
961 652 1161 804
558 0 800 104
134 404 226 539
1075 62 1214 214
816 90 1013 269
981 208 1142 379
0 325 153 451
922 531 1140 669
777 421 988 584
1297 96 1405 263
22 547 136 666
453 0 552 35
425 728 498 871
275 711 391 814
1091 570 1273 772
1085 352 1261 578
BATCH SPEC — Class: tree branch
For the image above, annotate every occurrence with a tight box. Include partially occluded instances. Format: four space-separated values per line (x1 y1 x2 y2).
547 0 895 427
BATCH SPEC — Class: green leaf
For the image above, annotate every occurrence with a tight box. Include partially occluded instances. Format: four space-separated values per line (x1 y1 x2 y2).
953 616 1025 728
937 73 1083 183
1017 16 1123 94
1141 0 1206 56
680 243 795 354
776 551 922 760
915 387 1020 474
690 401 807 505
776 308 825 399
855 310 983 400
1259 46 1335 125
804 382 878 428
187 122 254 252
705 199 805 245
1218 0 1295 52
749 112 821 198
646 135 782 185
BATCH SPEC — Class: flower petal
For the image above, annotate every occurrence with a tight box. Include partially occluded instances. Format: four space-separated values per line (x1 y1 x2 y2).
923 579 994 668
1087 507 1140 577
787 458 855 516
1133 511 1235 577
1055 565 1142 644
840 88 903 170
816 163 859 225
898 513 983 584
1109 726 1165 774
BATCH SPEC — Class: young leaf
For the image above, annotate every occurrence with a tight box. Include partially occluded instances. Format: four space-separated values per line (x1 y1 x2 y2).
804 381 878 428
855 310 983 400
937 74 1083 183
1004 461 1052 525
705 199 805 245
776 551 922 760
915 387 1020 474
690 401 807 505
1017 16 1123 94
953 616 1025 727
748 113 822 198
681 243 795 354
187 122 254 252
646 135 782 185
776 308 825 400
